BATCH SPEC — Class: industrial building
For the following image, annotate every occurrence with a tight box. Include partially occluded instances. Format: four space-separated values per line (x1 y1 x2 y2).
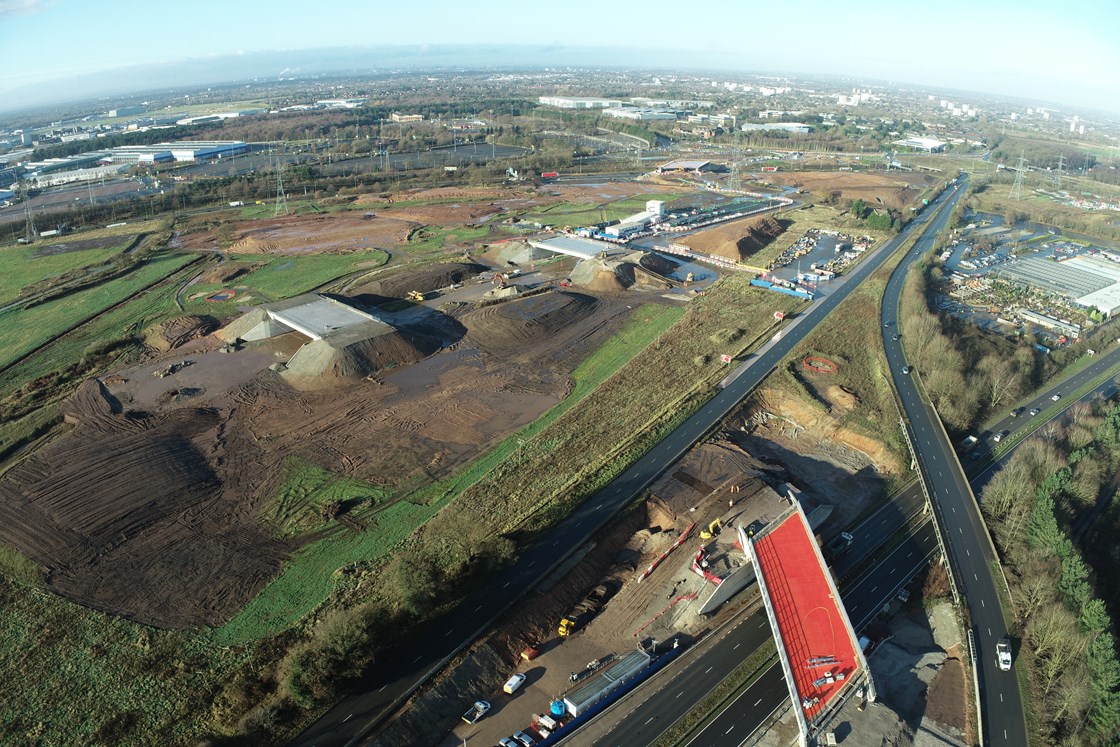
741 122 812 135
603 200 665 238
390 113 424 122
602 108 678 121
891 136 947 152
996 256 1120 317
1018 309 1082 338
102 141 249 163
537 96 624 109
657 159 714 173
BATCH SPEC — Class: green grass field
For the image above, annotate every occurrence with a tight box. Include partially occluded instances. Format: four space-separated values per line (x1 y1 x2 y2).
0 241 133 304
405 225 492 253
265 458 392 538
181 250 389 316
0 251 196 369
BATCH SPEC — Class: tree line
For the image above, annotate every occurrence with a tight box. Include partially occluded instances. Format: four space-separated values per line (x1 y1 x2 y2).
981 401 1120 744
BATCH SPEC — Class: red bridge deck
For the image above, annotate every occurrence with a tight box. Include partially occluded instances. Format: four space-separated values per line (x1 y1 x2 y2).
753 511 859 722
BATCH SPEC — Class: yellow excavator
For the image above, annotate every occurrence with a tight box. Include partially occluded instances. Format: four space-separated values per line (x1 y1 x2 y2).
406 290 426 302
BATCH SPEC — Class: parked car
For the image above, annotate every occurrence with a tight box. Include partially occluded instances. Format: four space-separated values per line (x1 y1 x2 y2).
512 731 537 747
499 739 520 747
503 673 527 695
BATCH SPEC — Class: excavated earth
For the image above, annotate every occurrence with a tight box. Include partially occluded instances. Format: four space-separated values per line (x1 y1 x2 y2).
0 286 633 627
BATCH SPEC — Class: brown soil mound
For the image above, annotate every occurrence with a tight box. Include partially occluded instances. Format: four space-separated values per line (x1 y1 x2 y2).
283 329 437 387
771 171 937 209
681 215 786 262
144 315 219 352
199 264 251 284
0 381 289 627
637 251 680 277
462 291 603 354
351 262 487 300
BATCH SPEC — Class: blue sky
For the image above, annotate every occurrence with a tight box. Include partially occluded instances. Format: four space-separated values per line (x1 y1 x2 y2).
2 0 1118 113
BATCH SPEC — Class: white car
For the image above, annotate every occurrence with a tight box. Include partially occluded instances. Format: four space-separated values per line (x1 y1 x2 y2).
1051 394 1061 401
503 672 527 695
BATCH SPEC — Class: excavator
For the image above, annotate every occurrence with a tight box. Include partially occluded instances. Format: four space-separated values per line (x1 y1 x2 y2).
406 290 426 302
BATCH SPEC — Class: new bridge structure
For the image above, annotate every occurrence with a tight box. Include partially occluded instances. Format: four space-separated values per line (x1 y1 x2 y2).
746 501 874 746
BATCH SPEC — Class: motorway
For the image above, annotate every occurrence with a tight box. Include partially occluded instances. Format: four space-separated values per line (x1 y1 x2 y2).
569 500 939 747
295 181 965 747
882 177 1029 746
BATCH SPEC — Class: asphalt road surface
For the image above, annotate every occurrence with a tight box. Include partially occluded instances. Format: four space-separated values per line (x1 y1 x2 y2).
295 182 964 747
574 321 1120 747
570 500 938 747
882 177 1029 746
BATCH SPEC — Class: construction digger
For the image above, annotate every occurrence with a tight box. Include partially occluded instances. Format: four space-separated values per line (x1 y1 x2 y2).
699 519 723 540
406 290 426 302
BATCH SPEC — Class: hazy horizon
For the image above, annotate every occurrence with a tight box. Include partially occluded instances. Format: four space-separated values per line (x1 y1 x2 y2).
2 0 1118 116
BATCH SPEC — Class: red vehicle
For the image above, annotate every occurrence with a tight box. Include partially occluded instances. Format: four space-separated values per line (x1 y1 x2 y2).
540 171 559 180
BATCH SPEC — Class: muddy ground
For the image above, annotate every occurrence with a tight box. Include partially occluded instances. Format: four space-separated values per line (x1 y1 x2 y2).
678 214 788 263
0 283 635 627
770 171 939 211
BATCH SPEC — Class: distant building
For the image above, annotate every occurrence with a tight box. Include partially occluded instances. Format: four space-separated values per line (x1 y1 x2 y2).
108 105 145 117
537 96 624 109
657 159 714 173
602 108 678 121
741 122 811 135
390 113 424 123
891 137 947 153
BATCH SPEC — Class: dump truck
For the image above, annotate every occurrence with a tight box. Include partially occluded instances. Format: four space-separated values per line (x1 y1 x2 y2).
407 290 426 302
558 583 614 637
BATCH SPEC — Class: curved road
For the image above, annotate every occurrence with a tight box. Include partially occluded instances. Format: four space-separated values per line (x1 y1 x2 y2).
295 182 965 747
882 176 1028 746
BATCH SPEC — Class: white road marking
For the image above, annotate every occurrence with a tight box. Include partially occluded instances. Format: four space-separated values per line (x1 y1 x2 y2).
726 726 735 735
754 698 763 706
343 714 353 723
645 717 655 725
705 666 713 674
734 643 741 650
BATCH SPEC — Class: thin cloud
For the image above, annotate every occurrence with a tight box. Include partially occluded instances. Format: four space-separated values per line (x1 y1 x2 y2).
0 0 53 17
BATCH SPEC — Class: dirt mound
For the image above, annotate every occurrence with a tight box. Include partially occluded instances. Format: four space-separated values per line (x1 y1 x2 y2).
462 291 602 353
351 262 487 301
199 264 251 284
144 315 219 352
636 251 680 277
570 258 629 292
283 329 437 387
0 382 290 627
681 214 786 262
826 384 860 412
